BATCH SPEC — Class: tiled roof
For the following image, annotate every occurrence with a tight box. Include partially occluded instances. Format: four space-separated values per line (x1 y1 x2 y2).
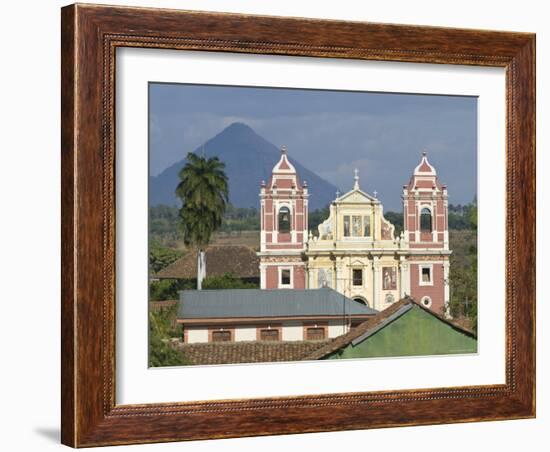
302 297 476 360
154 245 260 279
177 339 334 365
178 288 378 320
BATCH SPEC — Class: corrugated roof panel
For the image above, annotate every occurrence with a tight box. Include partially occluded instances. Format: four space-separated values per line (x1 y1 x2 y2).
178 288 378 319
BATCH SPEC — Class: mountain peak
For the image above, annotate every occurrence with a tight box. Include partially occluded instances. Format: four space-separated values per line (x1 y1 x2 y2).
217 122 257 138
150 124 338 210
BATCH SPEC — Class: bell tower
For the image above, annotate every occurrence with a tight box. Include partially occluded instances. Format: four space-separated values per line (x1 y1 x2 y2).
403 152 449 249
402 152 451 314
258 146 308 289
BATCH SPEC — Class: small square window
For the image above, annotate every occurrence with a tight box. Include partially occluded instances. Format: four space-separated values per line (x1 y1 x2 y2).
281 269 291 286
306 327 326 341
212 330 231 342
352 269 363 286
260 329 279 341
421 267 431 283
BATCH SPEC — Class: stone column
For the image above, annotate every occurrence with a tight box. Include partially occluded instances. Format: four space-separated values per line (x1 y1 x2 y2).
308 265 315 289
399 257 411 299
401 262 410 298
336 259 344 295
372 256 381 310
260 263 266 289
443 260 451 317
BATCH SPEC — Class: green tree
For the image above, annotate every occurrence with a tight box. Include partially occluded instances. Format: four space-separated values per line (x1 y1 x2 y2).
149 305 190 367
176 153 229 289
383 211 403 236
447 198 478 331
308 206 330 235
149 278 195 301
468 197 478 229
149 240 184 273
202 272 258 290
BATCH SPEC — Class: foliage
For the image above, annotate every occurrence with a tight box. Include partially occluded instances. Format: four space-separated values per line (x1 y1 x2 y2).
202 273 258 290
149 240 184 273
176 152 229 249
149 205 181 246
308 206 331 235
150 278 195 301
384 200 478 236
149 305 189 367
448 200 478 230
447 202 478 331
448 250 477 331
219 204 260 232
383 211 403 236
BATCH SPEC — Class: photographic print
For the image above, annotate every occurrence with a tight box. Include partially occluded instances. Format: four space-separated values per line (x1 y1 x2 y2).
148 83 478 367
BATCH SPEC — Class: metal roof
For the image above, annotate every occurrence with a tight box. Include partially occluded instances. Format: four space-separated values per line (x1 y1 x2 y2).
178 288 378 319
303 297 477 360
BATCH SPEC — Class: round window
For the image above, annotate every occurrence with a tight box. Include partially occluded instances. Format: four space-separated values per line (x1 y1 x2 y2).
421 296 432 308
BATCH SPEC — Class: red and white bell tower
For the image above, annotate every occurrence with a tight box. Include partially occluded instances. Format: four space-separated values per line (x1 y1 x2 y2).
258 146 308 290
402 152 451 314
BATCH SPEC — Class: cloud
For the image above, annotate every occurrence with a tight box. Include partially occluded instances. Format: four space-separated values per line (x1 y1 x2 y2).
149 85 477 210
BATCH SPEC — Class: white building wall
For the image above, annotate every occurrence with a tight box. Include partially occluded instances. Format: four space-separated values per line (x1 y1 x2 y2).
234 326 257 342
328 319 348 338
185 327 208 344
282 322 304 341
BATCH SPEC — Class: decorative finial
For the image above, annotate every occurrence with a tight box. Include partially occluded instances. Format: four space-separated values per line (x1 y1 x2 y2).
281 145 287 154
422 150 427 157
373 190 378 198
353 168 360 190
336 189 340 198
261 180 266 187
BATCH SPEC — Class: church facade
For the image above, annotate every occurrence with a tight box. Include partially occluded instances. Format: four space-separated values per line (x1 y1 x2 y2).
258 147 451 315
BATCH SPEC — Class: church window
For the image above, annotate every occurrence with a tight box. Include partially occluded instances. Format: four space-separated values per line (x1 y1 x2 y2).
420 265 433 285
352 216 362 237
343 216 350 237
421 296 432 308
363 215 371 236
352 269 363 286
420 207 432 232
278 206 291 233
280 269 291 286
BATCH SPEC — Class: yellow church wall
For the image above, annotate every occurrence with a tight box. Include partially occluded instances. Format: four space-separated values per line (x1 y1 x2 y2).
307 253 401 311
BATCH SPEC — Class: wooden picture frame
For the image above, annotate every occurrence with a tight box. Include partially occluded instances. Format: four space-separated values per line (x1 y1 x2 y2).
61 3 535 447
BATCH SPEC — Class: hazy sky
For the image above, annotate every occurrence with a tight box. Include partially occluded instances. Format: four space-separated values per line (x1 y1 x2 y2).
149 83 477 211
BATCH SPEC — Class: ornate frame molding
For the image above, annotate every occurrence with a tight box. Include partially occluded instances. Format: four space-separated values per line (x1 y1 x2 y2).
61 4 535 447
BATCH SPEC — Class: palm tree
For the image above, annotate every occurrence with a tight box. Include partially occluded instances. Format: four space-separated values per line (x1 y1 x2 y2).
175 152 229 289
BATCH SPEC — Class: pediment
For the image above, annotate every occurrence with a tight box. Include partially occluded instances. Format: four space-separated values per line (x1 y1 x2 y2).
337 189 376 204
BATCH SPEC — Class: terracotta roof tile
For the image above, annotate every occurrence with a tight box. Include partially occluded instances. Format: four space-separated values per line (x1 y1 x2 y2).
178 339 334 365
155 245 260 279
